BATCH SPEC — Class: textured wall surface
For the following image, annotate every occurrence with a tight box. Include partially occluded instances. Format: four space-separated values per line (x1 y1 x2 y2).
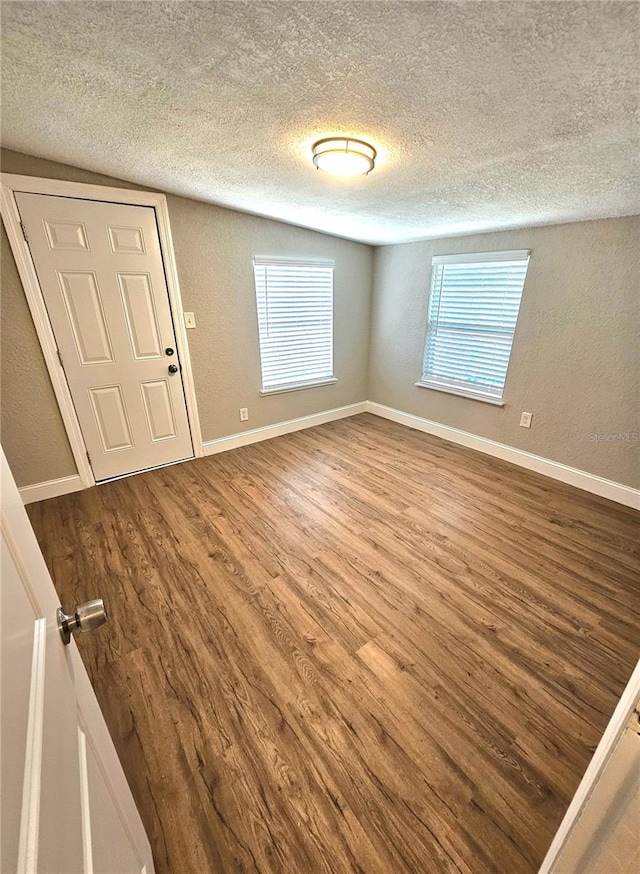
2 2 638 243
369 217 640 487
2 149 637 491
166 196 371 441
0 149 372 486
1 225 77 483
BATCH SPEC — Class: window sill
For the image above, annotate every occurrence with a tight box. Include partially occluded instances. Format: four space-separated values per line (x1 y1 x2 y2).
260 377 337 397
415 381 505 407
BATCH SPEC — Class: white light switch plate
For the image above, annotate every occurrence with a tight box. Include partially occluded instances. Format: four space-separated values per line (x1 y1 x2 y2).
184 312 196 329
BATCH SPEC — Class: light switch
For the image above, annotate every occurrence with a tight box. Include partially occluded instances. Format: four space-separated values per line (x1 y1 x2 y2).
184 312 196 329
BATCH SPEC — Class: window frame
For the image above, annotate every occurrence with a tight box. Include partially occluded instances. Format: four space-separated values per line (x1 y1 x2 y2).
252 256 336 396
416 249 530 406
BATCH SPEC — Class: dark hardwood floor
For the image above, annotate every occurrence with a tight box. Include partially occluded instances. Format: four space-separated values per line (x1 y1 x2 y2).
28 413 640 874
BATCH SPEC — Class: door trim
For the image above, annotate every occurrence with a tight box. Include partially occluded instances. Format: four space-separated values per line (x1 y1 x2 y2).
1 174 204 488
538 658 640 873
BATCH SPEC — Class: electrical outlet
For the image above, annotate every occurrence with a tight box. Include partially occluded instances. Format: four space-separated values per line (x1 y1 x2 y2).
184 312 196 329
239 408 249 422
520 411 533 429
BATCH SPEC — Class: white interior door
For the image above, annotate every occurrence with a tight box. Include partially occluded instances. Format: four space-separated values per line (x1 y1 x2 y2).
1 447 155 873
15 192 194 481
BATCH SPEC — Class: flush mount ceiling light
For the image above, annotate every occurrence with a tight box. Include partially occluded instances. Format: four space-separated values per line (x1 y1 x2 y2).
312 137 377 177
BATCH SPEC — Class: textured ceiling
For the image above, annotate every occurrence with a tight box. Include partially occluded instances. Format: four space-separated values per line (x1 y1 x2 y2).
1 1 638 244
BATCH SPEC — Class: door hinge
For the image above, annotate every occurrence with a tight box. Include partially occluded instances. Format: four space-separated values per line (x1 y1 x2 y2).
56 349 64 368
20 222 29 243
86 451 92 466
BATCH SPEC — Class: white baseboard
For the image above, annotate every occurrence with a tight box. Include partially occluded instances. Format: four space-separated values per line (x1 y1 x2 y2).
17 404 365 501
366 401 640 510
19 474 85 505
203 402 367 456
17 402 639 511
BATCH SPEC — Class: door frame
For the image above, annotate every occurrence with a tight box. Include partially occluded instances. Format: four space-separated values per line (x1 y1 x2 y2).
538 657 640 872
1 173 204 489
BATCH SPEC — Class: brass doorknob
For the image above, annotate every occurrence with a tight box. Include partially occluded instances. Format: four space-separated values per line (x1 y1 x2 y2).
57 599 107 645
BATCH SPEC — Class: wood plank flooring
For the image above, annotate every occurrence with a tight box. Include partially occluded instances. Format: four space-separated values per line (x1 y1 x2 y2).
27 413 640 874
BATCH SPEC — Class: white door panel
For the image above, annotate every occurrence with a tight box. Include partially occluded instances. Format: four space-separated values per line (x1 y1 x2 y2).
59 271 114 365
2 522 84 873
43 219 90 251
15 193 193 481
89 385 134 452
1 541 40 873
107 225 146 255
1 448 154 873
141 379 179 441
37 625 86 873
81 733 145 874
118 273 163 360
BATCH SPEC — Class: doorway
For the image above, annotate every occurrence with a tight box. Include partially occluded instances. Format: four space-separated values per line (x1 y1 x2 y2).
1 175 203 487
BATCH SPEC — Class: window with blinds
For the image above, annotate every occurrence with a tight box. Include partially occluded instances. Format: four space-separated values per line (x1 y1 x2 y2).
419 250 530 404
253 258 335 393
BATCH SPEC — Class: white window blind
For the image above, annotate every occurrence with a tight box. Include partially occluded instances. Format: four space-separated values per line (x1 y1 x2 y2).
420 250 530 404
253 258 334 393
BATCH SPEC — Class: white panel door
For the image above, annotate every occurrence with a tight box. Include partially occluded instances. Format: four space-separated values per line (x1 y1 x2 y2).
1 447 154 873
15 192 193 481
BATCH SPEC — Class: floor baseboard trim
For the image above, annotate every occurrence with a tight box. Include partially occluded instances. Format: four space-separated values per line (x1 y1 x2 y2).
366 401 640 510
203 402 367 456
19 474 85 505
18 403 638 510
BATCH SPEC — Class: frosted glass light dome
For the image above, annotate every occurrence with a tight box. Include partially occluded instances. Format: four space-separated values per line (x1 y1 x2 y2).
312 138 376 177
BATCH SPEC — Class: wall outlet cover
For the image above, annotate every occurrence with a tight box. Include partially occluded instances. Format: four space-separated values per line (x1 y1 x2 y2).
520 412 533 428
239 408 249 422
